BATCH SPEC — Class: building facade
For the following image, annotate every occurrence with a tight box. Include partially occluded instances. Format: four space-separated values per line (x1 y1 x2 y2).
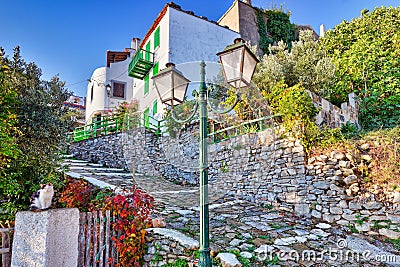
129 2 239 119
85 49 135 124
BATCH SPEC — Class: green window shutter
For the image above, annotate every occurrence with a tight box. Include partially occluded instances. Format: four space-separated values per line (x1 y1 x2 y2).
143 108 150 128
153 62 159 76
145 41 151 61
152 100 158 115
144 74 149 95
154 27 160 49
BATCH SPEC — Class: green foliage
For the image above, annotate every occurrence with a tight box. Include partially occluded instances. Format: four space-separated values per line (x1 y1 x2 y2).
255 7 297 55
255 9 274 54
389 238 400 251
253 30 336 98
347 223 359 234
0 46 72 221
264 254 280 265
0 64 20 169
320 6 400 129
265 83 318 128
341 122 360 139
228 250 252 267
355 213 369 226
163 100 197 137
260 81 346 153
302 123 345 152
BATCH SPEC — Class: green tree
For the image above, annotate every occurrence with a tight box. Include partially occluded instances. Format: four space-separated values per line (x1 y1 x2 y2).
253 30 336 98
0 46 71 221
0 63 20 169
320 7 400 129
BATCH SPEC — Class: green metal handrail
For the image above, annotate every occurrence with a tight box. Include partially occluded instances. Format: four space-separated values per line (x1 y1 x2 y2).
67 110 278 143
68 113 163 143
208 114 279 144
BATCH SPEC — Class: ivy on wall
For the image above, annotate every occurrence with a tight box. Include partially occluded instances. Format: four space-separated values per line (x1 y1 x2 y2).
255 7 297 54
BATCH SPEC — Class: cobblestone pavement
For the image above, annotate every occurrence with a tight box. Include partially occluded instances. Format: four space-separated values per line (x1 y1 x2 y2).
63 158 400 266
63 157 201 207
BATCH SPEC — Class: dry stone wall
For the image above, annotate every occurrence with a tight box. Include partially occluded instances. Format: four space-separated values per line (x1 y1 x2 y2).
143 228 198 267
68 128 400 238
68 133 128 169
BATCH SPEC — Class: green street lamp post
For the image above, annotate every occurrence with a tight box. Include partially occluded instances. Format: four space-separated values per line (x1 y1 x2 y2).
152 38 259 267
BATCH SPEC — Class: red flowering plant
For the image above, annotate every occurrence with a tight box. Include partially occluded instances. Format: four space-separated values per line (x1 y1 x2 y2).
60 178 95 211
102 187 154 267
59 178 154 266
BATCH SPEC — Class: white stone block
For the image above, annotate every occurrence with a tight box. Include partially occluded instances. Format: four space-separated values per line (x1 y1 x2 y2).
11 208 79 267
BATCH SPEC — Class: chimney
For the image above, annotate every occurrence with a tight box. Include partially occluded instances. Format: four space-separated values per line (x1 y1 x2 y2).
242 0 252 5
131 38 141 51
320 24 326 37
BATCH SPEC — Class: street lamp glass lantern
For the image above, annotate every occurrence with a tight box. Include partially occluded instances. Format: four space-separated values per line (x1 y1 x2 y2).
152 63 190 107
217 38 259 89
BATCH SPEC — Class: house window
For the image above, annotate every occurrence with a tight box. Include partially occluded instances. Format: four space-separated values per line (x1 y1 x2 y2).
154 27 160 49
144 74 149 95
90 84 94 102
145 41 151 61
152 100 158 115
112 81 126 99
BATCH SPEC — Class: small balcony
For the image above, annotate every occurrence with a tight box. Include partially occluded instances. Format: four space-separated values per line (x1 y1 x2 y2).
128 48 154 79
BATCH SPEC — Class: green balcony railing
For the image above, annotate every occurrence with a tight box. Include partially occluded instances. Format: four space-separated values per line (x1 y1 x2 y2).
128 48 154 79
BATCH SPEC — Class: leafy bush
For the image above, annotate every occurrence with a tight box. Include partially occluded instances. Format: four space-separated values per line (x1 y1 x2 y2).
320 7 400 129
0 46 71 222
163 100 197 137
59 178 154 267
253 30 335 98
60 179 97 211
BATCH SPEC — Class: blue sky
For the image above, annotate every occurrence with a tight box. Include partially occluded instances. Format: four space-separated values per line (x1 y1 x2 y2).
1 0 398 97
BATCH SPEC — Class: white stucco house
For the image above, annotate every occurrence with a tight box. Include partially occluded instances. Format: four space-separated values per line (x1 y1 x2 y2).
85 46 138 124
128 2 239 120
85 2 240 124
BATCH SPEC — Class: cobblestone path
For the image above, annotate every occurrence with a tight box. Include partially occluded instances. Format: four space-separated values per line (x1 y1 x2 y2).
63 157 400 266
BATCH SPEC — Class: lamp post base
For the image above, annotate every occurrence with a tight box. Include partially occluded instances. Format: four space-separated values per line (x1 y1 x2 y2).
198 249 212 267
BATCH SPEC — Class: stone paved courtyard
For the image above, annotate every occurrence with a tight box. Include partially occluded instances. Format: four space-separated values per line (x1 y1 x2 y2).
63 158 400 266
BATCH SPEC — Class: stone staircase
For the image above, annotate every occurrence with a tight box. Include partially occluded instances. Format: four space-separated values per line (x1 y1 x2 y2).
62 156 201 208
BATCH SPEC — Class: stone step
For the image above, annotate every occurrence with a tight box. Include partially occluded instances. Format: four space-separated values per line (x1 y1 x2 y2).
67 166 127 172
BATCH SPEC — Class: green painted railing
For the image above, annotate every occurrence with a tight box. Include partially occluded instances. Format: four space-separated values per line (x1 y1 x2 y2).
67 111 278 144
208 114 277 144
68 113 162 143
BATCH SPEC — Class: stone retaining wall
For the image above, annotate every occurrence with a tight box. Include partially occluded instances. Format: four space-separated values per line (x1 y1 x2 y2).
68 128 400 237
144 228 198 267
68 133 128 170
